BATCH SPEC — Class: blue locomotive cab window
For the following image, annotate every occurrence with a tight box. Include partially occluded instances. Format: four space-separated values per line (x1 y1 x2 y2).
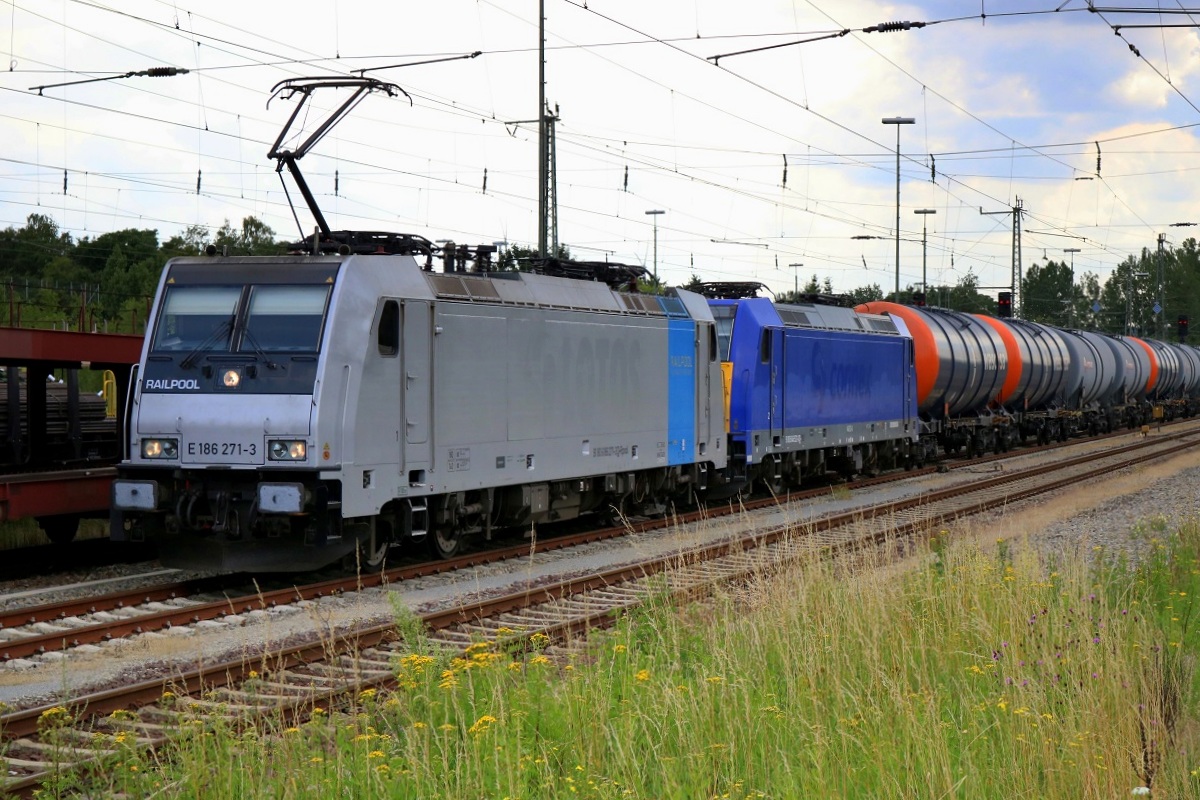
152 286 240 352
241 285 331 352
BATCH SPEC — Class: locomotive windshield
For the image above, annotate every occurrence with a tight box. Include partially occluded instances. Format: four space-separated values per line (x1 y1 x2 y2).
152 286 239 352
242 286 329 352
152 283 331 354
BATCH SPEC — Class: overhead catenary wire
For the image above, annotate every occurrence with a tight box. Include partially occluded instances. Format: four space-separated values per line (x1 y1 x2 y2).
4 1 1197 293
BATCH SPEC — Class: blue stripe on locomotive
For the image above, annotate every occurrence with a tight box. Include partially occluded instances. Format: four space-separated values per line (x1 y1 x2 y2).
717 298 915 449
665 315 696 466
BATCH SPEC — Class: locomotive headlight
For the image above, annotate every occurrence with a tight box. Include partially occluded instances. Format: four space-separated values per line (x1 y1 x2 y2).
222 368 241 388
268 439 307 461
141 438 179 459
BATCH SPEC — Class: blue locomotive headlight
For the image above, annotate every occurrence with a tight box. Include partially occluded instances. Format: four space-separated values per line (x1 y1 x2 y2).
141 438 179 459
222 368 241 388
268 439 307 461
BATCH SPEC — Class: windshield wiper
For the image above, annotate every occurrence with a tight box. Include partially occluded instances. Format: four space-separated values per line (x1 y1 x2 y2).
240 328 282 370
179 317 234 369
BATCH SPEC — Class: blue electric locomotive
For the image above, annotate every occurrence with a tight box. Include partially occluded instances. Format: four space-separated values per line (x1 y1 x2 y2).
708 290 919 491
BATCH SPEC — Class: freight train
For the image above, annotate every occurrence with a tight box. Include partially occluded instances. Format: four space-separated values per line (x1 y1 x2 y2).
108 242 1200 572
109 74 1200 571
1 367 121 543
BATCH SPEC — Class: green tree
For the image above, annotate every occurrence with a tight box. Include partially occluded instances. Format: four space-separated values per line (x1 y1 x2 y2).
1172 238 1200 341
496 243 572 272
22 254 95 329
98 245 130 321
847 284 884 307
162 224 211 258
637 273 666 295
212 216 282 256
0 214 74 282
1074 271 1103 331
943 272 994 314
74 228 159 278
1101 253 1158 336
1021 259 1075 326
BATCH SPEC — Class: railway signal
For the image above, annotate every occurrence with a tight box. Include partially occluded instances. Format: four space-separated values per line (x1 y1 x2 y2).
997 292 1012 318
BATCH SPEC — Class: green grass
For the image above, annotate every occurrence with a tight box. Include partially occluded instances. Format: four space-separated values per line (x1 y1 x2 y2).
31 519 1200 799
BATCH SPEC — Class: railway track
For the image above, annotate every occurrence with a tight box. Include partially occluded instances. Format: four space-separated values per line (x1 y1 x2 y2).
1 420 1188 669
2 424 1199 795
0 415 1178 596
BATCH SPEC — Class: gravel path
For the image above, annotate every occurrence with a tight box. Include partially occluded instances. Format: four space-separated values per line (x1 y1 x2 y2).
1 428 1197 712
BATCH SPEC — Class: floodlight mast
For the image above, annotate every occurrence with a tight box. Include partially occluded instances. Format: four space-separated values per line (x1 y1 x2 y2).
267 77 409 240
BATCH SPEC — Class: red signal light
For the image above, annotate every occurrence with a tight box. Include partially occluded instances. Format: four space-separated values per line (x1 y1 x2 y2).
997 292 1012 318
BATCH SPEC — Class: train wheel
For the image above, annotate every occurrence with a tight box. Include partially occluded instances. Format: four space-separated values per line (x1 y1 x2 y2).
38 514 79 545
359 521 391 570
363 543 388 569
429 526 463 559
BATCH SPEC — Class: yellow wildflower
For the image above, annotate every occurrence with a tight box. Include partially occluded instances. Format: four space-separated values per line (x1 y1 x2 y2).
468 715 498 736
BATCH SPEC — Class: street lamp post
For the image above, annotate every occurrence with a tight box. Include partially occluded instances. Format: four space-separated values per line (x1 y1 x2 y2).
788 263 803 299
1064 248 1080 327
914 209 935 296
882 116 915 303
645 209 665 283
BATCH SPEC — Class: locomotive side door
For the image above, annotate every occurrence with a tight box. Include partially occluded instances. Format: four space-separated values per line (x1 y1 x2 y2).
904 336 917 429
402 300 432 475
700 319 715 455
770 326 785 448
697 321 714 451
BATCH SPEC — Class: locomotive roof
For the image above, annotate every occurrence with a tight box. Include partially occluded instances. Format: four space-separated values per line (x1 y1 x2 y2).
164 253 708 321
775 301 901 335
423 270 676 317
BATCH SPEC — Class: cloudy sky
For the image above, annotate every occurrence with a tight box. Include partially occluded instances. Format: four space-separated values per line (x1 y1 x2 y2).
4 0 1200 298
